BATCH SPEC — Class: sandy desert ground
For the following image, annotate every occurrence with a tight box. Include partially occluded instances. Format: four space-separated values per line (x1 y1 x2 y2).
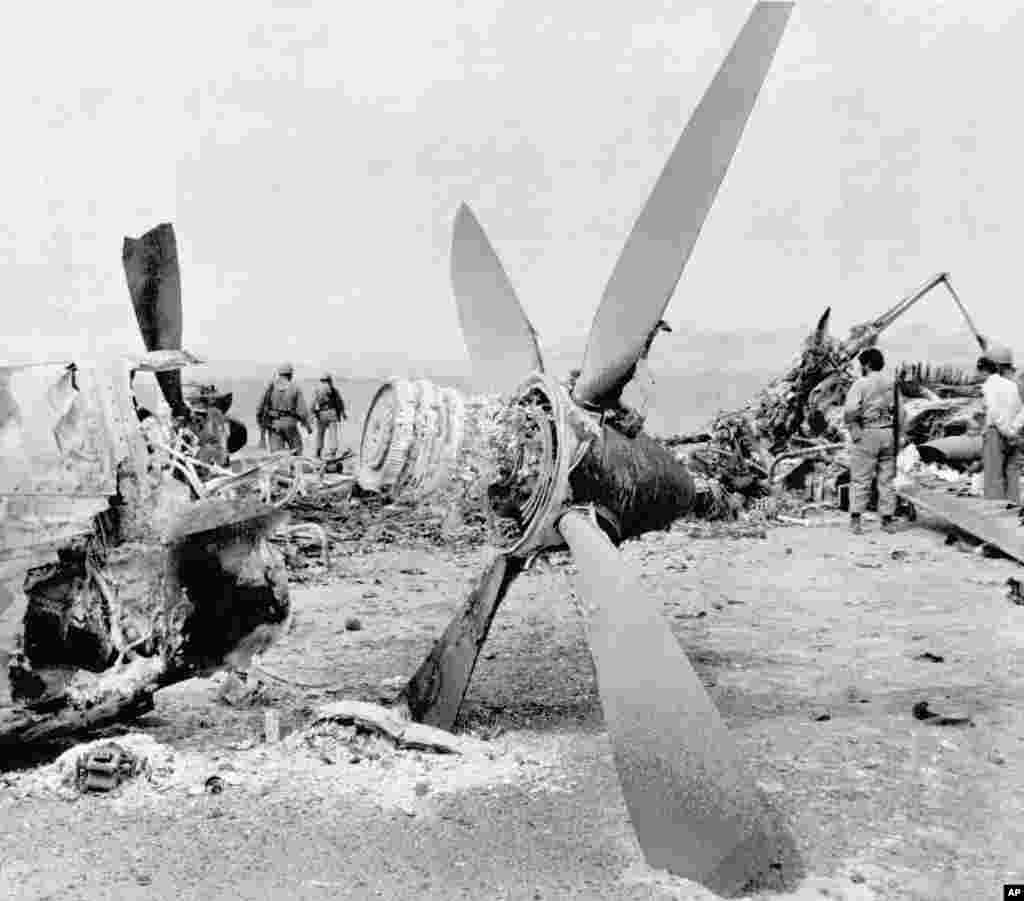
2 504 1023 901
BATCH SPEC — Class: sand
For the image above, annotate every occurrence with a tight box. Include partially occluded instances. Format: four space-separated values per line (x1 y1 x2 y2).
2 510 1022 900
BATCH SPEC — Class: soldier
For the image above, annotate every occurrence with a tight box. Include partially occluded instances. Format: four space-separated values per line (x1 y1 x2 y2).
311 373 348 459
256 369 275 450
844 347 903 535
257 363 312 454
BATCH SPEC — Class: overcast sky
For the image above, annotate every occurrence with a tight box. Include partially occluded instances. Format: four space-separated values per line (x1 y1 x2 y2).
3 1 1022 370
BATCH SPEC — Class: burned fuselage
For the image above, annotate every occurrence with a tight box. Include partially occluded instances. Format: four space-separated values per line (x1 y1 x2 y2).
0 355 290 747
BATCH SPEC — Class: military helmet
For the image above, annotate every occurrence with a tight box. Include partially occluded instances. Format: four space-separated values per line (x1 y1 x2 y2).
278 362 294 376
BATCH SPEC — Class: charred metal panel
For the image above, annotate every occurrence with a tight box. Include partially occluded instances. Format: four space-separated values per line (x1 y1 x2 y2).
0 360 128 496
0 359 144 559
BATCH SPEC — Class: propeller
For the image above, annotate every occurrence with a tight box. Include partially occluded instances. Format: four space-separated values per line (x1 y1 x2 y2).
452 203 545 394
378 3 795 890
574 1 794 410
404 554 526 727
558 508 783 890
123 223 248 453
123 223 188 416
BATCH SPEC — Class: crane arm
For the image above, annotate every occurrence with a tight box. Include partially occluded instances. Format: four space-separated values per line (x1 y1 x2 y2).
940 276 986 351
840 272 984 361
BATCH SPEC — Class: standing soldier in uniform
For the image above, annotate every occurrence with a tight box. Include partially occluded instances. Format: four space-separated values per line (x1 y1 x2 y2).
257 362 312 454
844 347 903 535
256 368 276 450
311 373 348 459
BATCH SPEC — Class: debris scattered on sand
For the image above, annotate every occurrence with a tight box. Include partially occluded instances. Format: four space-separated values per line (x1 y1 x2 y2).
9 733 173 801
286 491 493 553
215 670 267 707
5 715 577 817
310 701 469 754
913 652 946 663
74 741 146 793
759 875 879 900
911 701 974 726
619 862 878 901
1007 578 1024 606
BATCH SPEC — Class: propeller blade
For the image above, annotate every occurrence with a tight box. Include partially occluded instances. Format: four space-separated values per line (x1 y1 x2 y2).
451 204 544 394
404 553 525 730
574 2 793 408
123 223 186 415
558 508 781 892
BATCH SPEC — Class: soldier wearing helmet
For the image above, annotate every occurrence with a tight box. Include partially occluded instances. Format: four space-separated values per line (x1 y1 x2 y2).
977 343 1022 502
311 372 348 459
257 362 312 454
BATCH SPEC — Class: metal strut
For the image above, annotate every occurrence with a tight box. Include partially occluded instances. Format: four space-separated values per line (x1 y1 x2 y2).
843 272 985 359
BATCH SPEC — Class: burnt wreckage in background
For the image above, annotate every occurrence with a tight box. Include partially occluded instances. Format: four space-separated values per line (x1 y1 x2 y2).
1 223 293 746
670 270 990 507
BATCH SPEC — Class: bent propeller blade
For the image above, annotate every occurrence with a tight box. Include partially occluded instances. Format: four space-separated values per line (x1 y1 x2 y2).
124 222 183 352
123 222 186 415
574 2 793 408
558 509 780 892
451 203 544 394
404 553 525 730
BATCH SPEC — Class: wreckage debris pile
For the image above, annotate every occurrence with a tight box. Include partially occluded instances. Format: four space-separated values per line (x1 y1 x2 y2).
284 491 494 555
897 361 976 393
656 315 986 515
900 398 979 447
282 318 988 539
748 328 851 451
656 324 855 510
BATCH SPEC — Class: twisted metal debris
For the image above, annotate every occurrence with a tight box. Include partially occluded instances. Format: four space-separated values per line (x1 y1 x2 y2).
662 273 988 510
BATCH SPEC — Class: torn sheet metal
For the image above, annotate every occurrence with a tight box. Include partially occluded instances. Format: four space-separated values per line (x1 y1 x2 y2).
2 361 117 496
0 358 142 559
125 349 205 372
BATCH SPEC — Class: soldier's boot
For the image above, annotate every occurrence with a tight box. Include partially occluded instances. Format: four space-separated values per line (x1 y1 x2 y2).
881 515 896 534
850 513 863 536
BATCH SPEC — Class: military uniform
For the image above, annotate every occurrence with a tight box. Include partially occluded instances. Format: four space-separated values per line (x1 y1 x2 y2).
844 371 898 517
311 381 347 459
259 377 311 454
